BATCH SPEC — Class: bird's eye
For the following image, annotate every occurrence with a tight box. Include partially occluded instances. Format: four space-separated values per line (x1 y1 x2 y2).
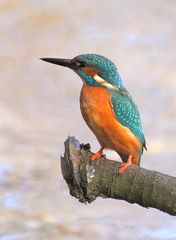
76 61 85 68
71 58 85 68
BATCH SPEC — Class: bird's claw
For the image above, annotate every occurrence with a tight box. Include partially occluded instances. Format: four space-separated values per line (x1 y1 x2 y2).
118 155 132 175
91 147 105 161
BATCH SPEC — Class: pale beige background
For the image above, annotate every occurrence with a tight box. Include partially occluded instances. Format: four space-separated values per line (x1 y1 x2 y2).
0 1 176 239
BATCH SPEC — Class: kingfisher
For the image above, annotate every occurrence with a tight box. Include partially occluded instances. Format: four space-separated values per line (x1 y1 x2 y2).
41 54 147 174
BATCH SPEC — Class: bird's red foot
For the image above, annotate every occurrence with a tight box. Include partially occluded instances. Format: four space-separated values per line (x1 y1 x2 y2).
91 147 105 161
119 155 132 174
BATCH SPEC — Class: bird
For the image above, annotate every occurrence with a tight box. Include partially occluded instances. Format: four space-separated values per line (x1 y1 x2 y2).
41 54 147 174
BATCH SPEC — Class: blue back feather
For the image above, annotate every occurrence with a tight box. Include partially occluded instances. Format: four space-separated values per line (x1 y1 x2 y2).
110 88 146 151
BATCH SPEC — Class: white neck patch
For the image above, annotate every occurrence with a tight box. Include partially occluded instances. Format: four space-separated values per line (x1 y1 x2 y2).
93 74 119 92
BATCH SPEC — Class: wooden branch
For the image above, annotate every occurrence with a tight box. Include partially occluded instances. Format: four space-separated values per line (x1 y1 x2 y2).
61 136 176 216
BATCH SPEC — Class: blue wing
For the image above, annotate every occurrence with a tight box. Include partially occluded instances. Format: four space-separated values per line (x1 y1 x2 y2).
110 88 146 151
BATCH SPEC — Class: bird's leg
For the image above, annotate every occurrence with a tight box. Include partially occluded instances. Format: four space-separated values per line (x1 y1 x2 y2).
91 147 105 161
118 154 132 174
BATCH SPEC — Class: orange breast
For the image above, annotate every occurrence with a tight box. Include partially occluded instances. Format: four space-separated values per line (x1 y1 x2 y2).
80 84 142 165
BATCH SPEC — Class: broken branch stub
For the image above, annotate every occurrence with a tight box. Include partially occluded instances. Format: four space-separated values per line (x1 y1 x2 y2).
61 136 176 216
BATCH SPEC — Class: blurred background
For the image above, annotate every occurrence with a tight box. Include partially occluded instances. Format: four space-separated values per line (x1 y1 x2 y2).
0 0 176 239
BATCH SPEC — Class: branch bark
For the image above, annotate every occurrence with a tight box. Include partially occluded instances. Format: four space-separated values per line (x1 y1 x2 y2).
61 136 176 216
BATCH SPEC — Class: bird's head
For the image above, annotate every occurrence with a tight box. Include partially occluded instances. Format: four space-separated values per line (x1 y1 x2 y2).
41 54 123 90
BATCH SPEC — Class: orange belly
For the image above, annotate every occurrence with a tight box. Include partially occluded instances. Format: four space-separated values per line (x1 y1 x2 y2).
80 84 142 165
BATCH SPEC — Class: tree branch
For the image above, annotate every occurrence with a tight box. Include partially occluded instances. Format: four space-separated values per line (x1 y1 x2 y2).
61 136 176 216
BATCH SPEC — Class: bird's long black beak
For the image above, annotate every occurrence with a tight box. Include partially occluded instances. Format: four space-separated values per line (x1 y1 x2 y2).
40 58 76 69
